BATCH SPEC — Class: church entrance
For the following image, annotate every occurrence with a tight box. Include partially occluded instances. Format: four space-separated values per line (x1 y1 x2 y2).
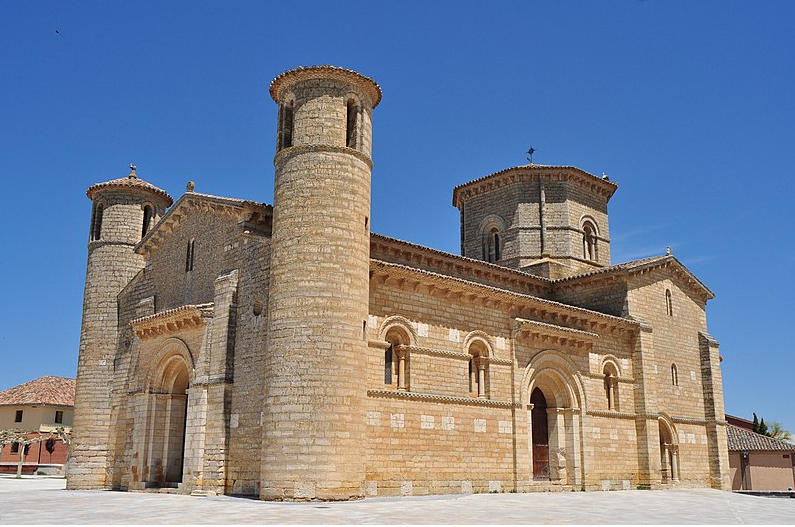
658 418 679 483
531 388 550 480
146 356 190 488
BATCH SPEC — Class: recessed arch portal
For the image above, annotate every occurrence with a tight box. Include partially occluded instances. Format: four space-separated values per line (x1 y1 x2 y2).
523 350 586 487
143 341 194 487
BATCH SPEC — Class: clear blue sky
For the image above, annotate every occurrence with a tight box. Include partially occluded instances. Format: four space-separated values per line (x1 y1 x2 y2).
2 1 793 432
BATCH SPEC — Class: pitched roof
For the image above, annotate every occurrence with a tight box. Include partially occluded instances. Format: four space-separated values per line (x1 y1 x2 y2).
0 377 75 407
727 424 795 452
553 254 715 301
135 191 272 255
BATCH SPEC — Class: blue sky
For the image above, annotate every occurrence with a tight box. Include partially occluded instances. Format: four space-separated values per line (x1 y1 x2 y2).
1 1 793 432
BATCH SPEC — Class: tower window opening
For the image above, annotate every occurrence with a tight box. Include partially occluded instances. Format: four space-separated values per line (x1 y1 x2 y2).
90 203 104 241
485 227 501 263
671 363 678 386
185 238 195 272
142 205 153 238
665 289 673 316
346 98 360 148
583 221 598 261
277 99 294 151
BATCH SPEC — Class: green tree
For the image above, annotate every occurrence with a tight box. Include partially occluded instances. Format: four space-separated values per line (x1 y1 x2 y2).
768 422 792 442
0 429 47 478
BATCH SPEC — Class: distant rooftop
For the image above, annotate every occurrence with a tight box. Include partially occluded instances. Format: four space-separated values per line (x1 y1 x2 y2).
727 424 795 452
0 376 76 407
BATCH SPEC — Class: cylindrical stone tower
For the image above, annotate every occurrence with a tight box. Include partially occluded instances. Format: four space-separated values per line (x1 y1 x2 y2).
261 66 381 500
68 167 172 489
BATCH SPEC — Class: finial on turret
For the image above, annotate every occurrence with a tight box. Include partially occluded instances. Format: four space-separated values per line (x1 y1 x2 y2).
186 181 195 193
129 163 137 179
526 146 536 165
666 246 671 256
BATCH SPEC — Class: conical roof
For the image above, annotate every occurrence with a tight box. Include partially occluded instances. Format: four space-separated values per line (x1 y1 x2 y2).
86 166 173 205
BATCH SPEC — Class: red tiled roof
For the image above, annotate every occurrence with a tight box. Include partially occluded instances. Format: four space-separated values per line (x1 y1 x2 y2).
269 65 382 107
0 377 75 407
86 175 173 205
727 424 795 452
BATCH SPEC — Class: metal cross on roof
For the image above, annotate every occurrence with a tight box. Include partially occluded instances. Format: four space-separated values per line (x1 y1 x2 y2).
526 146 536 164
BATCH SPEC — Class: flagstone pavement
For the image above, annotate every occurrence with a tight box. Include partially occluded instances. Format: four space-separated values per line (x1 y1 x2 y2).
1 476 794 524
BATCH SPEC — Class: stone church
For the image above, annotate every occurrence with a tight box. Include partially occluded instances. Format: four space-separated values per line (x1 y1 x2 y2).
68 65 730 499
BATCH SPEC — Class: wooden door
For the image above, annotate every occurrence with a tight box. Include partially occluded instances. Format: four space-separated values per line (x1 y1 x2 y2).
531 388 550 480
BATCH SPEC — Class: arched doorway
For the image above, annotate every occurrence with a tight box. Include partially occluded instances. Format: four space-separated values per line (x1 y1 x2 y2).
531 388 550 480
147 354 190 487
658 418 679 483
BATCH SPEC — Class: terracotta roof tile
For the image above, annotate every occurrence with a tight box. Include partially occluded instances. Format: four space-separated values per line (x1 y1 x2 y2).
0 376 75 407
727 424 795 452
86 175 173 205
269 65 382 107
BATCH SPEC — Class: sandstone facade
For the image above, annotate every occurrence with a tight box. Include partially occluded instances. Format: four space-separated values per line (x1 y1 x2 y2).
68 65 730 499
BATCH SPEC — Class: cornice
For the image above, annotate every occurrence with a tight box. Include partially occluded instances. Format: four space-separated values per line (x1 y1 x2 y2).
514 318 599 351
586 409 637 419
273 143 373 169
370 259 638 337
452 165 618 208
367 389 516 408
371 233 552 298
131 303 214 340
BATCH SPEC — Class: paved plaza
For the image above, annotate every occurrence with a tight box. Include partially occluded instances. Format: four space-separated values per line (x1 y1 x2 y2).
1 476 794 524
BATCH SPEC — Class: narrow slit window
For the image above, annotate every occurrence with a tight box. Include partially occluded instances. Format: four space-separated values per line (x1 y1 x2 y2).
346 98 359 148
277 99 295 151
665 289 673 316
90 203 104 241
384 345 393 385
185 238 195 272
671 363 678 386
141 205 153 237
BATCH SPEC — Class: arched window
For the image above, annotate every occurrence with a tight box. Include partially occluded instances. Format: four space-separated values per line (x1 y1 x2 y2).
277 98 294 151
671 363 678 386
665 289 673 317
582 220 598 261
484 227 501 262
384 326 410 392
346 98 360 149
603 362 619 411
467 341 489 398
90 202 104 241
141 205 153 238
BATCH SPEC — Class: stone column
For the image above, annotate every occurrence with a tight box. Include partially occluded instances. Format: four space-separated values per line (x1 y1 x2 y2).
547 408 567 483
477 359 487 399
396 348 407 392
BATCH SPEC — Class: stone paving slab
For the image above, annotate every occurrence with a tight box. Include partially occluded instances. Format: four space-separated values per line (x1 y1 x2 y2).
1 476 794 524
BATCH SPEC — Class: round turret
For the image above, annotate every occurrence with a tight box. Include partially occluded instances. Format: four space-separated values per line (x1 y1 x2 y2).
69 166 171 490
261 66 379 500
